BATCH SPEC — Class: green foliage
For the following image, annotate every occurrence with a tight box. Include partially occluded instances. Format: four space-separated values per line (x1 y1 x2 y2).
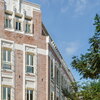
63 81 100 100
71 14 100 79
81 80 100 100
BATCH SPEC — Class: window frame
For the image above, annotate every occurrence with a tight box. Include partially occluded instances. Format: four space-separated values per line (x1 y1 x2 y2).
25 52 34 74
26 89 33 100
15 16 22 31
51 91 54 100
2 47 12 70
25 19 31 34
2 86 11 100
50 59 55 81
5 14 12 29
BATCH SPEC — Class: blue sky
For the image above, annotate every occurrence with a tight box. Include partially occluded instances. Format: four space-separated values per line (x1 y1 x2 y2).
29 0 100 82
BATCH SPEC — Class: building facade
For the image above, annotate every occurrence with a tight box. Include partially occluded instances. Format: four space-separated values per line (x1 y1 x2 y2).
0 0 75 100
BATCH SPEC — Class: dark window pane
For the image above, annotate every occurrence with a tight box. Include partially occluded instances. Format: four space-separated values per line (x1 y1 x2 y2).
30 90 33 100
3 49 6 61
19 22 21 30
3 87 6 100
26 66 33 73
9 20 11 28
16 22 18 30
8 88 11 100
27 90 29 100
3 63 11 69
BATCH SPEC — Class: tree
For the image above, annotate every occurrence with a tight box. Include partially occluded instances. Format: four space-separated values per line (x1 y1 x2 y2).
80 80 100 100
63 81 100 100
71 14 100 79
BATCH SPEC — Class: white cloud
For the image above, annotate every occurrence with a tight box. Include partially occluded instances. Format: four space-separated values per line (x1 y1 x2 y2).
65 42 79 56
74 0 88 15
60 0 88 14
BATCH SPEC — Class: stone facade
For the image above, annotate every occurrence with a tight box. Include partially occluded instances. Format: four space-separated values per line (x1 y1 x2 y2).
0 0 75 100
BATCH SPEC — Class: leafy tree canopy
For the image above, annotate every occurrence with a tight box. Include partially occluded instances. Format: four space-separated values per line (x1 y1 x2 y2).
71 14 100 79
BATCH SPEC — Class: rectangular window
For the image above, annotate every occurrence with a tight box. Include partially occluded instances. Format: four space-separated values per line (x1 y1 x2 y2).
5 18 12 28
51 59 53 80
26 53 34 73
2 87 11 100
51 59 55 81
25 24 31 33
57 69 60 86
16 21 21 31
27 90 33 100
5 14 12 29
2 48 11 69
51 92 54 100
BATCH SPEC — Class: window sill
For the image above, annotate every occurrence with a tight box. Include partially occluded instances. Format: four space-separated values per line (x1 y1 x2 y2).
5 28 33 37
5 28 14 31
25 33 33 36
25 73 35 76
1 69 13 73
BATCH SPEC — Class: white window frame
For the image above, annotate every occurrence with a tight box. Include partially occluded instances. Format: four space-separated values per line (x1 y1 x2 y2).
26 53 34 74
25 19 32 34
2 87 11 100
2 48 12 70
51 91 54 100
26 89 33 100
15 17 22 31
50 59 55 81
5 14 12 29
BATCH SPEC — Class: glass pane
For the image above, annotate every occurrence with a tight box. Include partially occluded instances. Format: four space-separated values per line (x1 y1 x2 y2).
26 66 33 73
30 55 33 66
3 87 6 100
51 60 53 79
3 49 6 61
3 63 11 69
28 24 30 33
27 90 29 100
16 22 18 30
9 20 11 28
26 54 29 65
30 90 33 100
8 50 11 62
26 24 28 32
8 88 11 100
6 19 8 28
19 22 21 30
51 92 53 100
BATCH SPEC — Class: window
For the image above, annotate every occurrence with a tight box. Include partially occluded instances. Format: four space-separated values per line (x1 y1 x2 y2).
57 69 60 86
51 59 54 80
26 53 34 73
5 19 12 28
25 24 31 33
2 48 11 69
56 97 59 100
25 18 32 34
5 14 12 28
2 87 11 100
61 75 64 89
51 92 54 100
16 21 21 31
27 90 33 100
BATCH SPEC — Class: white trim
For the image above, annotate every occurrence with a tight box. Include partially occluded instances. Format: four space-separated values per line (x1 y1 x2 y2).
15 43 24 51
23 45 25 100
0 39 48 55
46 36 49 43
0 39 1 100
37 48 48 55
